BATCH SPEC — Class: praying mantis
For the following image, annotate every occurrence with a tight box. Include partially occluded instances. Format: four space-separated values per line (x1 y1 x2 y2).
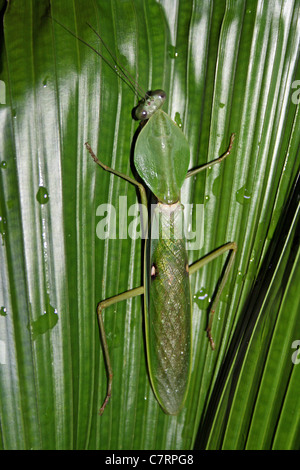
86 126 236 415
57 20 237 415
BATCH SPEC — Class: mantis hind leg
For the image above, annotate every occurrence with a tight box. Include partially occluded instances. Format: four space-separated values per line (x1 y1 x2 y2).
189 242 237 350
97 286 144 414
85 142 147 414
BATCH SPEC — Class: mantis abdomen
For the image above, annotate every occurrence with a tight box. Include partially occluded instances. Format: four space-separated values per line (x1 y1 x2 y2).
145 202 191 415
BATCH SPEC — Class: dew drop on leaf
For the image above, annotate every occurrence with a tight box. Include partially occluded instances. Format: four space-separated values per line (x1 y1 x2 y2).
36 186 49 204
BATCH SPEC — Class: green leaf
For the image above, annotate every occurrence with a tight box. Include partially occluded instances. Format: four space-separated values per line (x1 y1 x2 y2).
0 0 299 450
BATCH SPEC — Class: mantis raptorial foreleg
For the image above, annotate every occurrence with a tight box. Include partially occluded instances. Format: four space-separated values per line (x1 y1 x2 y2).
85 142 148 221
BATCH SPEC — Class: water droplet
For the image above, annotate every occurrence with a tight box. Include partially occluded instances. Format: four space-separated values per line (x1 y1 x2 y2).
220 287 231 304
174 111 182 128
12 109 17 119
168 45 178 59
236 271 245 284
42 77 48 87
248 249 257 277
0 306 7 316
193 287 210 309
204 195 210 204
0 161 7 169
236 185 251 205
212 175 221 197
29 299 58 340
36 186 49 204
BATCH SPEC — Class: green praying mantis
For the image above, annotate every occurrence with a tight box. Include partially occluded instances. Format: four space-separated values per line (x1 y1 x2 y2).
57 20 237 415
